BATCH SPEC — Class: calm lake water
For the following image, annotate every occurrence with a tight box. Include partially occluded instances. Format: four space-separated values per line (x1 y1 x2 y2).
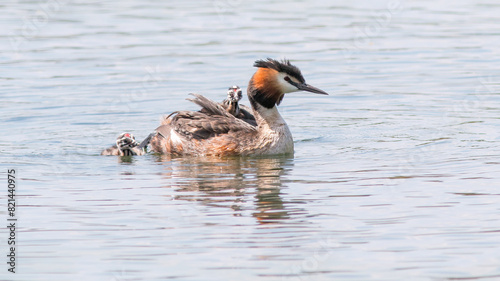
2 0 500 280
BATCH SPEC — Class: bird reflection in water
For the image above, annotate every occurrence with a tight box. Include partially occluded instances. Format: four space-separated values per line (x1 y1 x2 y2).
156 155 294 224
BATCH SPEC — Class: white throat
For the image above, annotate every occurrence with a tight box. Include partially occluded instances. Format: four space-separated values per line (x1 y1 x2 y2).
253 103 287 127
252 103 294 154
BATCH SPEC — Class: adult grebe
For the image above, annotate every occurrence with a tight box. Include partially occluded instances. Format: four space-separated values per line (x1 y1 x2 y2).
150 58 328 156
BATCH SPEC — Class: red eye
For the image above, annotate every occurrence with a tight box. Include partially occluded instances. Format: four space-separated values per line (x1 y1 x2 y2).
284 76 291 82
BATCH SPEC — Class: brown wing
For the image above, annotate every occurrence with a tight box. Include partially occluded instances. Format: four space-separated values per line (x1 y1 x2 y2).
168 110 256 140
237 104 257 126
186 93 233 118
189 93 257 126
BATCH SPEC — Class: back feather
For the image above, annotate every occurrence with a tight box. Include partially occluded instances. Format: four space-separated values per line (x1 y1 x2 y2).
161 94 257 141
186 93 233 118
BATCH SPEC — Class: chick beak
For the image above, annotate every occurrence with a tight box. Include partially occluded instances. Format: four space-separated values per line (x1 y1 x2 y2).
296 83 329 95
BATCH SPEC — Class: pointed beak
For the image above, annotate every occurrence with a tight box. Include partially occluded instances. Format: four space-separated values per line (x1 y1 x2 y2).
296 83 329 95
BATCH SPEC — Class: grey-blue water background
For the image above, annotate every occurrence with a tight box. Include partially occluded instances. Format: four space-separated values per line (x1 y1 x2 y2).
2 0 500 280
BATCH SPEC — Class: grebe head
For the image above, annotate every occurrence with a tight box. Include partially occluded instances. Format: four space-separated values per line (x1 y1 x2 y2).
227 85 243 103
249 58 328 108
116 132 138 150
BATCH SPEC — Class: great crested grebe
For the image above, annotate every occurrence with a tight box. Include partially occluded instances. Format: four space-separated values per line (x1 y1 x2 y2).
149 58 328 156
101 133 146 156
223 85 243 116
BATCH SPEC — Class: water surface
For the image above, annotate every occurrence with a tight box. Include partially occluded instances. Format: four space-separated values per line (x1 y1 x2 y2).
2 0 500 280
